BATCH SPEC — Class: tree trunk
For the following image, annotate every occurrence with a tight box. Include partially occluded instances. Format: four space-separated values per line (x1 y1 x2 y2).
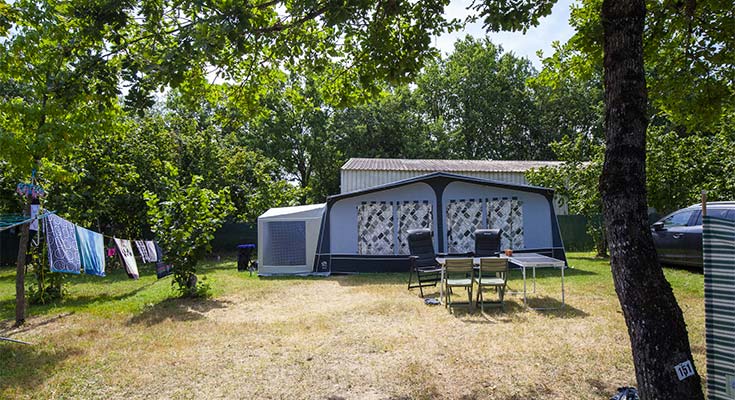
600 0 704 398
15 202 31 326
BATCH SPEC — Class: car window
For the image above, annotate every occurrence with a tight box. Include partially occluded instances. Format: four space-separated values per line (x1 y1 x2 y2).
663 211 694 228
692 208 733 225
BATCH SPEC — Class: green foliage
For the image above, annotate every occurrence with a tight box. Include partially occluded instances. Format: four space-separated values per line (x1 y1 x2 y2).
526 135 607 256
0 0 122 175
145 174 234 298
222 148 301 221
528 42 604 142
554 0 734 132
647 118 735 214
416 36 555 160
27 233 66 305
471 0 557 33
532 0 735 221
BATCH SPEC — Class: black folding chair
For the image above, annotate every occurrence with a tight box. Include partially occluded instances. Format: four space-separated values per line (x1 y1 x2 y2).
407 228 443 297
474 229 501 257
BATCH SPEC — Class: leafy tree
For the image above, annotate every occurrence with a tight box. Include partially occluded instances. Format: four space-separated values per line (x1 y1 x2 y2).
551 0 734 132
44 111 177 238
647 120 735 214
528 43 604 143
242 78 332 202
106 0 455 111
416 37 553 160
222 148 302 222
330 86 438 159
598 0 704 396
526 135 607 256
0 0 122 174
478 0 724 394
0 0 123 324
145 173 234 297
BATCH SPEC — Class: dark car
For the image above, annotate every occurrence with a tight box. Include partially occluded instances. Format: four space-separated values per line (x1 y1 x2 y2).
651 201 735 268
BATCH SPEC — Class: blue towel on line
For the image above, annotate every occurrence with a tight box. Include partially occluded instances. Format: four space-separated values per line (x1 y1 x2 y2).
75 225 106 277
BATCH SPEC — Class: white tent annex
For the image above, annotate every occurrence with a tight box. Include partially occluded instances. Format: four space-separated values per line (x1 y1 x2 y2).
257 204 325 275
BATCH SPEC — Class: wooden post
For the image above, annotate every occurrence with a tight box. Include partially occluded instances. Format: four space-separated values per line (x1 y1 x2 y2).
701 190 707 217
15 202 30 326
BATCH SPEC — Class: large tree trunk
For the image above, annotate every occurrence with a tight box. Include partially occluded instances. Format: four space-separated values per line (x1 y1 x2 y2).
15 202 31 326
600 0 704 398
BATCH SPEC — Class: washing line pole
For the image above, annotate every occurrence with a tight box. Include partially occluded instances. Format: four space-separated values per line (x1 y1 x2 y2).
15 201 30 326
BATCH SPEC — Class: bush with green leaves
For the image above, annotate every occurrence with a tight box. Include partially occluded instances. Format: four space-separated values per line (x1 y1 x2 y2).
27 237 66 305
526 135 607 257
145 172 234 298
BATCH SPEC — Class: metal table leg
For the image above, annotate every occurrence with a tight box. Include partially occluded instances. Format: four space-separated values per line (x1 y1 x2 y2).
522 265 527 307
440 267 445 305
561 263 565 308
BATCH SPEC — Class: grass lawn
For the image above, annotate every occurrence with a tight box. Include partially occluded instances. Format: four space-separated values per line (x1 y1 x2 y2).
0 253 705 399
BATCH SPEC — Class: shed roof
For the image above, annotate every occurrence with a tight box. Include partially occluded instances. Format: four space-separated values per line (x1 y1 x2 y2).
341 158 563 173
258 203 326 219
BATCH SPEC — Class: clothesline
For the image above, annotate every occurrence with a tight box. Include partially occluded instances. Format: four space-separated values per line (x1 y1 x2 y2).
0 211 56 233
2 209 172 280
26 211 173 280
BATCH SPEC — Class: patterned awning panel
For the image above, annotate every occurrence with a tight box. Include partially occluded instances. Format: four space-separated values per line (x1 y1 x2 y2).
357 202 395 255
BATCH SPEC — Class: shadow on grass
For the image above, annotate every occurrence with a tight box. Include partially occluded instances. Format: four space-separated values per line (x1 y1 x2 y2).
509 267 598 278
331 274 407 287
662 263 703 275
0 312 75 337
524 296 589 318
0 273 17 284
127 297 232 326
0 280 159 320
569 255 610 262
0 343 83 394
444 295 588 321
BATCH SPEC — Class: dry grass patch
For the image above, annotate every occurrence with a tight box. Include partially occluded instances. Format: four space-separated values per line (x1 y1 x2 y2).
0 254 704 399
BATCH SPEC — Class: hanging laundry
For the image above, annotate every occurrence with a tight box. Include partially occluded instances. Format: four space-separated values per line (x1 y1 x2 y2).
154 242 164 262
106 247 116 257
29 204 40 231
155 261 173 279
44 214 81 274
153 242 172 279
134 240 152 263
114 238 139 279
75 226 105 277
145 241 158 263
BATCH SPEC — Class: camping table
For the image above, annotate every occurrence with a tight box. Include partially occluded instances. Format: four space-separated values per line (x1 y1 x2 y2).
436 254 566 310
501 253 566 310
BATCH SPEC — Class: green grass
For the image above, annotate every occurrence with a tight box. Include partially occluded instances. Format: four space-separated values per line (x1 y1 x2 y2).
0 252 706 399
0 258 256 319
0 253 703 321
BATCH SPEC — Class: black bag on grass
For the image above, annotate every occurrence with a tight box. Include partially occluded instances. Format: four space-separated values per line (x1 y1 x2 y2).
610 387 639 400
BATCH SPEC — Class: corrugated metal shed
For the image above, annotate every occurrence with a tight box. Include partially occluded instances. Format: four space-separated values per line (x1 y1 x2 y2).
341 158 563 173
340 158 568 214
340 158 562 193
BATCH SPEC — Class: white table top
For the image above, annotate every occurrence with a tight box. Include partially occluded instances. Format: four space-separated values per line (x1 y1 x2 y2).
436 253 565 268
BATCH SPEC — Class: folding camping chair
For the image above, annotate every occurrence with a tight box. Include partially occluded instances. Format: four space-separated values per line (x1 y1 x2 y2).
474 229 501 257
443 258 475 311
407 228 443 297
474 258 509 312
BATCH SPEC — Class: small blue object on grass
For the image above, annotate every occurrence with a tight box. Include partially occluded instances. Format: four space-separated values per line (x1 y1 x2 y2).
424 297 441 306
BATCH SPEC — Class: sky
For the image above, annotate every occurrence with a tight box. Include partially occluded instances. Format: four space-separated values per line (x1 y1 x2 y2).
435 0 578 69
